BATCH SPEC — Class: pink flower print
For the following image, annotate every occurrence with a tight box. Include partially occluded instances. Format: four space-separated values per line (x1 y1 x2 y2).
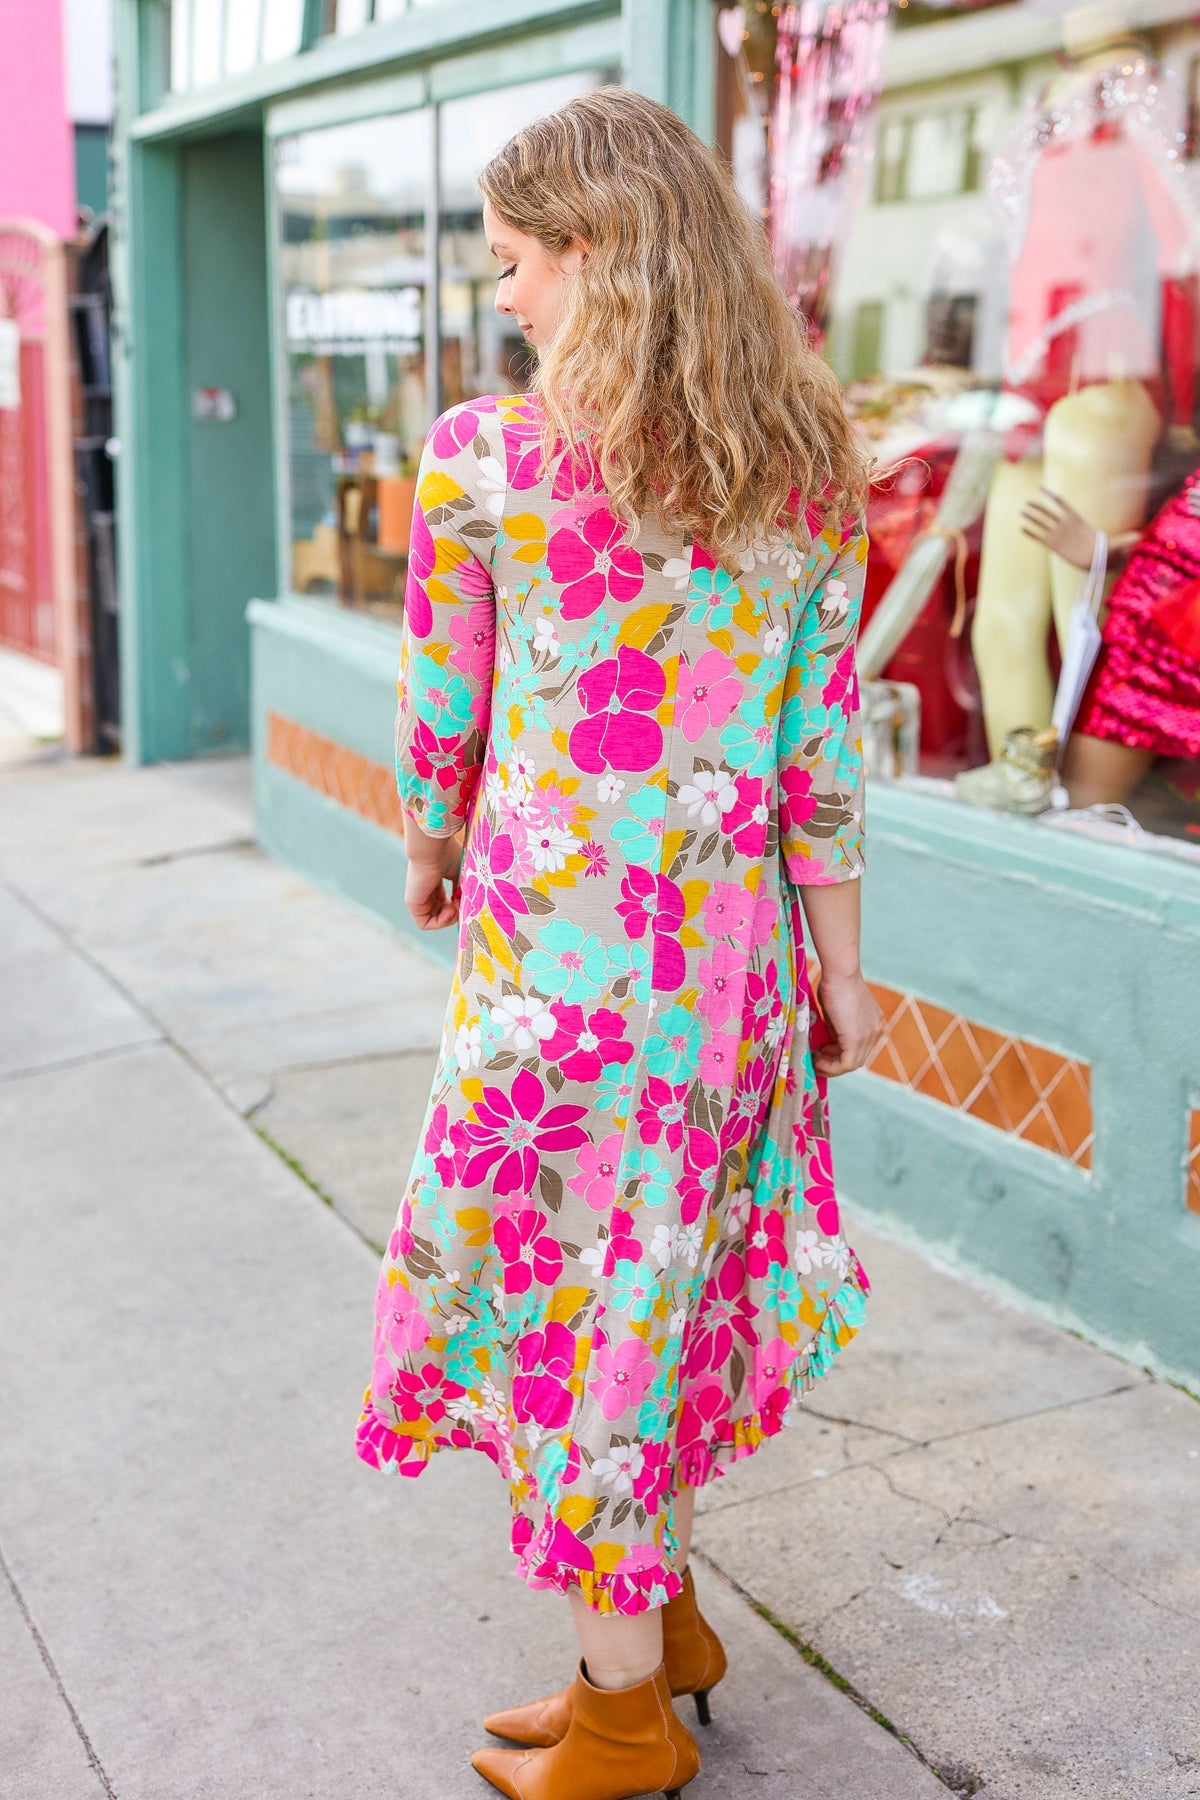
567 1131 625 1211
677 1377 729 1450
493 1207 565 1295
459 816 529 940
699 1030 739 1086
423 1101 457 1185
542 1005 633 1083
682 1250 758 1378
505 412 545 490
525 779 579 835
430 406 482 458
749 888 779 950
512 1321 576 1429
679 1126 718 1226
744 1206 787 1278
614 868 686 992
720 774 770 857
816 1196 841 1237
635 1078 690 1154
451 1067 589 1200
547 505 644 620
586 1334 657 1421
580 838 609 879
389 1360 465 1426
749 1336 798 1412
676 649 741 741
356 1408 423 1473
407 719 469 797
390 1200 415 1260
375 1278 431 1358
701 881 754 943
742 965 783 1045
631 1437 673 1507
779 763 819 843
448 610 495 681
569 646 664 775
600 1206 645 1274
729 1050 773 1147
697 941 748 1029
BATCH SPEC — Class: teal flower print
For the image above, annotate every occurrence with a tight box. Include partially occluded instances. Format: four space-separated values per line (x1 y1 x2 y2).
834 737 863 784
428 1201 456 1250
764 1265 803 1321
610 785 666 867
610 1259 661 1323
523 919 607 1003
411 651 476 732
644 1004 702 1081
534 1437 571 1508
720 698 776 776
796 700 849 760
596 1060 637 1116
620 1147 673 1209
687 566 739 630
443 1312 504 1386
605 941 652 1003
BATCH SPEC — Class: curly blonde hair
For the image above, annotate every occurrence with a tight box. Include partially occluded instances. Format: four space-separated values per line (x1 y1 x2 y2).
479 87 870 563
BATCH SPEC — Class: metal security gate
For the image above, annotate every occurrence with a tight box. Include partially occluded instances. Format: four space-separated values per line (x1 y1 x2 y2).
0 220 82 737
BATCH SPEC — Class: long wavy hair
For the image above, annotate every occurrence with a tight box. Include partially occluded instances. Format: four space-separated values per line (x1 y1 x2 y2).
479 87 870 562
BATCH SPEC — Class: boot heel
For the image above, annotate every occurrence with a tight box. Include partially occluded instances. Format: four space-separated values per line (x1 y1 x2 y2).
693 1688 712 1728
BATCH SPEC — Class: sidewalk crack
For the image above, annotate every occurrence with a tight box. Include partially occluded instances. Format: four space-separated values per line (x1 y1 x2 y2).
0 1540 118 1798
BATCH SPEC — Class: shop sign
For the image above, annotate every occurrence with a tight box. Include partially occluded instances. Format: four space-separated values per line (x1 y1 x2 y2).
192 387 238 422
0 317 20 411
286 287 422 354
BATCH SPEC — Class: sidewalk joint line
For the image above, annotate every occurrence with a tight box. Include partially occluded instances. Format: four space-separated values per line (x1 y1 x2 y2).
0 1541 119 1799
692 1549 982 1795
0 1036 166 1089
134 835 257 867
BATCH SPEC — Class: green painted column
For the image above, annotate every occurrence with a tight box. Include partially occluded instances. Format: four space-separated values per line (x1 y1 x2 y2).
623 0 716 139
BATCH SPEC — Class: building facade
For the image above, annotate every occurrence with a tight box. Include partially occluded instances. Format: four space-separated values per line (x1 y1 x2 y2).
112 0 1200 1389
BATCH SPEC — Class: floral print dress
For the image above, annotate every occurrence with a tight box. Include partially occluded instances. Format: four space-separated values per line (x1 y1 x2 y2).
356 393 871 1614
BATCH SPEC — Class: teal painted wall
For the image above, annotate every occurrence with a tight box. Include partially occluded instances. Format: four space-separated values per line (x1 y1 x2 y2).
74 125 110 218
182 135 275 752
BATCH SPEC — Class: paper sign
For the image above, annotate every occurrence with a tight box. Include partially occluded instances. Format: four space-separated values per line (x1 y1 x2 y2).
0 318 20 411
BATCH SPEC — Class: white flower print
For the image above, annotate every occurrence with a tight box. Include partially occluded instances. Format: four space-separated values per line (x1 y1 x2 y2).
668 1307 688 1336
476 454 507 518
444 1311 470 1335
650 1223 676 1270
526 822 577 874
826 1237 852 1279
824 577 851 615
592 1443 646 1496
534 617 560 658
795 1229 833 1274
678 766 738 826
479 1377 509 1424
497 641 513 671
678 1223 704 1268
454 1021 483 1069
491 992 557 1052
580 1243 605 1279
661 555 693 592
597 772 626 804
484 769 506 810
508 750 536 798
725 1186 753 1238
762 624 786 656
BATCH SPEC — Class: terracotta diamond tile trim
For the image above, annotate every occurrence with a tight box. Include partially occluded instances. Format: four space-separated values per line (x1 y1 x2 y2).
860 980 1094 1169
266 712 405 836
1187 1110 1200 1218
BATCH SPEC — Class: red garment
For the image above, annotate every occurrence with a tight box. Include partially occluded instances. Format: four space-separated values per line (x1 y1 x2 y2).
1076 469 1200 759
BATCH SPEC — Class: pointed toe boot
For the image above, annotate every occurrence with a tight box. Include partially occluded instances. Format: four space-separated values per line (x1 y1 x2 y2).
472 1662 700 1800
484 1567 728 1749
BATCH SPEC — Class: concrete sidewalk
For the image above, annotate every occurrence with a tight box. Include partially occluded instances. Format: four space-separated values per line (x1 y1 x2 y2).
1 744 1196 1800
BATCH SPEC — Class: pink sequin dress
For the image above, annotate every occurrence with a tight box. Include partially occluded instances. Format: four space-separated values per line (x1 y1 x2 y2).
1076 469 1200 760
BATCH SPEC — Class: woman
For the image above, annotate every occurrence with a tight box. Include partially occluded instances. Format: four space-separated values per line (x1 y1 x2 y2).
357 89 882 1800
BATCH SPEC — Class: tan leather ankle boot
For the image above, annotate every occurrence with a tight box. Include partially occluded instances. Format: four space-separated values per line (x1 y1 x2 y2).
472 1662 700 1800
484 1568 728 1748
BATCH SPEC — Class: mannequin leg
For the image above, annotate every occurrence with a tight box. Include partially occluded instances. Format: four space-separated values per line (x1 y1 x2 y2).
1042 381 1161 654
1062 733 1154 808
972 456 1052 757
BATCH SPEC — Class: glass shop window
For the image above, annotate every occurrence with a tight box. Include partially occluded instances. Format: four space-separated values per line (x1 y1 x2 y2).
276 109 432 622
438 72 610 411
167 0 303 92
273 71 611 622
717 0 1200 855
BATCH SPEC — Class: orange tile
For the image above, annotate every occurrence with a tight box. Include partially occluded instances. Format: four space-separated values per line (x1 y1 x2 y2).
965 1021 1008 1071
885 1001 934 1085
915 1000 957 1048
965 1084 1008 1133
914 1059 957 1108
1044 1062 1093 1164
266 711 404 838
1187 1109 1200 1217
937 1019 988 1106
1018 1104 1067 1157
1017 1039 1070 1091
869 982 907 1027
988 1043 1041 1133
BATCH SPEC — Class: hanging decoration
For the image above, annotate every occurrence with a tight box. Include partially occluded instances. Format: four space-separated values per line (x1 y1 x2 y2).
768 0 891 342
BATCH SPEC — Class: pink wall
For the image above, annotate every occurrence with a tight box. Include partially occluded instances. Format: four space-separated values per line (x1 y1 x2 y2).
0 0 75 237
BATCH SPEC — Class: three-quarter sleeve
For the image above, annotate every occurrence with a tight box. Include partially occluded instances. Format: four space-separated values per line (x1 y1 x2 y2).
777 517 868 886
394 419 498 838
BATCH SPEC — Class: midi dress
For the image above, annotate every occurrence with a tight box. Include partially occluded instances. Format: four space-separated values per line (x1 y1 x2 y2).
356 393 871 1614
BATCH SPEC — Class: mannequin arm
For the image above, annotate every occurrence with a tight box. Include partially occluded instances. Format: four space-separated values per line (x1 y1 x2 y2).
1020 487 1139 571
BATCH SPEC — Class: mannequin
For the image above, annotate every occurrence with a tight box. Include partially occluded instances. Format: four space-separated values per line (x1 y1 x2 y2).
969 7 1195 755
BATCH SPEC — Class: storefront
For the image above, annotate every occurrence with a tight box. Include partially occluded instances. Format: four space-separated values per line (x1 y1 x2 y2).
113 0 1200 1388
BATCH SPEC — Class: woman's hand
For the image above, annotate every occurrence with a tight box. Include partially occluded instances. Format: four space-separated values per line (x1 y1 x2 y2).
404 829 463 931
1019 487 1098 570
813 969 884 1077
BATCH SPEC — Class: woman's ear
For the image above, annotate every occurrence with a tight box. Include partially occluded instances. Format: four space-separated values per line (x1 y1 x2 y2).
560 235 591 275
